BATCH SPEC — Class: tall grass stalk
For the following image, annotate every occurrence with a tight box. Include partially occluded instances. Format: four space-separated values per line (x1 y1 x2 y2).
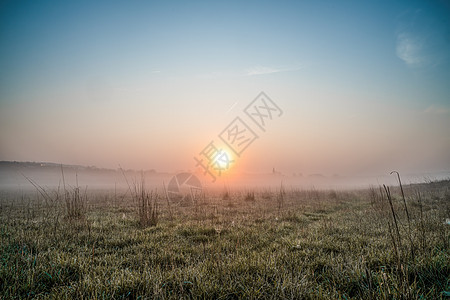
391 171 415 260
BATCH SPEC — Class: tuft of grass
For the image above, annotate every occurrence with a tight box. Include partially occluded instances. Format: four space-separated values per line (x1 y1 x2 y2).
276 182 285 211
244 190 255 202
222 188 230 201
61 166 86 220
133 175 158 227
64 186 87 220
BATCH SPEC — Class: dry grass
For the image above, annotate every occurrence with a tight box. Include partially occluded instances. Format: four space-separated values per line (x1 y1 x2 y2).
0 178 449 299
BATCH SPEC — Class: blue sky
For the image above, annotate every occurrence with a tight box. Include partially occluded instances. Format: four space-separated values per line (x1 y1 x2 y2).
1 0 449 175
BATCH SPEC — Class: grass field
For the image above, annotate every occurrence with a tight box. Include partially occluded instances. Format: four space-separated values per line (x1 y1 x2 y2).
0 178 449 299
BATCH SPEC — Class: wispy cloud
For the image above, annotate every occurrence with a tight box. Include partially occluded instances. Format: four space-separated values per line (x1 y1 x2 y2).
243 65 301 76
396 32 425 67
424 105 450 115
198 65 302 79
395 8 450 68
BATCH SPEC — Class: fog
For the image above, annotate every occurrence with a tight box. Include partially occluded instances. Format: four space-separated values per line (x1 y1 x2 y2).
2 162 448 194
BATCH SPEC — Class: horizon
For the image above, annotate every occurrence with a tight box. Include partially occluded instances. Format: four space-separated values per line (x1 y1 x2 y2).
1 1 449 186
1 160 449 192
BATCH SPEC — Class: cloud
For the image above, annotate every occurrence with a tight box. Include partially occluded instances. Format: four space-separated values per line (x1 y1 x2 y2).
198 65 301 79
244 66 283 76
243 65 301 76
424 105 449 115
396 32 425 67
395 8 450 68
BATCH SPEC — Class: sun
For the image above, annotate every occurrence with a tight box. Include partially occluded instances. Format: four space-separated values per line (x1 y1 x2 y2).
213 149 234 172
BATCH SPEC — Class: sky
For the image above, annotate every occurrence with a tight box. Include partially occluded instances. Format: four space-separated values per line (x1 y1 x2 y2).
1 0 449 180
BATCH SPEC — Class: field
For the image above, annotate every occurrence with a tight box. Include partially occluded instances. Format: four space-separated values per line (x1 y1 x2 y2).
0 178 449 299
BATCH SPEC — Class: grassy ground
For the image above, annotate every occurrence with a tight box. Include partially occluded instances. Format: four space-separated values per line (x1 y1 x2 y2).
0 180 449 299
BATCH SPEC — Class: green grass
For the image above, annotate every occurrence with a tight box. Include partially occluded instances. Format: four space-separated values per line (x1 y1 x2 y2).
0 180 449 299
